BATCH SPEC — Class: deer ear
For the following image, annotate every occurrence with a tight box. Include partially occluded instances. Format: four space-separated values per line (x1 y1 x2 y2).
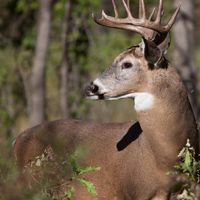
153 32 171 54
141 37 163 68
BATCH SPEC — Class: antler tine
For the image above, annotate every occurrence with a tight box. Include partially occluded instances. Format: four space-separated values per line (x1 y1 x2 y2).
148 7 156 21
127 0 130 10
122 0 132 18
112 0 119 18
155 0 163 23
139 0 146 19
163 3 181 31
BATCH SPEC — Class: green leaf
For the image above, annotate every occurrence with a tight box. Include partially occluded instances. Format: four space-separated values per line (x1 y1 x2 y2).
166 170 179 175
66 186 75 199
77 178 98 196
67 190 72 199
178 147 186 157
185 149 191 167
79 166 101 174
71 186 75 193
166 171 171 175
51 195 58 200
174 164 182 170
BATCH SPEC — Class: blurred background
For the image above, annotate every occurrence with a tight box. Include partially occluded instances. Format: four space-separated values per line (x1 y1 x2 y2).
0 0 200 144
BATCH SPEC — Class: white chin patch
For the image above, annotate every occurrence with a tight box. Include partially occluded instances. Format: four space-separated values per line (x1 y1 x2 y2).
86 95 99 100
106 93 154 112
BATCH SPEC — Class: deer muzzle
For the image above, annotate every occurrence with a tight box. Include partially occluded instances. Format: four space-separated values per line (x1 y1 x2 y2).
85 82 105 100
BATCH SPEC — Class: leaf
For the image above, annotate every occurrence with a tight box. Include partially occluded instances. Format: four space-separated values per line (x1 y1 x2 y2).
67 190 72 199
166 170 179 175
70 186 75 193
77 178 98 196
66 186 75 200
193 162 200 175
51 195 58 200
166 171 171 175
185 149 191 167
174 165 182 170
178 147 186 157
79 166 101 174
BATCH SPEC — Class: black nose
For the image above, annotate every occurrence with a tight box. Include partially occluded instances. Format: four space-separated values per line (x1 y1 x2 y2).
85 82 99 96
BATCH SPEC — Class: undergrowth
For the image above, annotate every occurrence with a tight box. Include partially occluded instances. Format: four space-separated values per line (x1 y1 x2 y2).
167 139 200 200
1 139 200 199
0 145 100 200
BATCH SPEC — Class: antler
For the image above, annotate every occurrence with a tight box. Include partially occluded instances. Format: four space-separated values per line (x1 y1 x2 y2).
92 0 181 41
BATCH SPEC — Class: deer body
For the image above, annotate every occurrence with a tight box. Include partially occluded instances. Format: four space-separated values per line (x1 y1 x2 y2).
13 0 199 199
13 49 198 199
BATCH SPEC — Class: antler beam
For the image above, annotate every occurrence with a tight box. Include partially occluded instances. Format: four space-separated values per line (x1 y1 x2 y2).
92 0 181 40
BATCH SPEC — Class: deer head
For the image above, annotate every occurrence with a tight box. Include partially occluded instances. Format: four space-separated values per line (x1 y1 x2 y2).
85 0 180 111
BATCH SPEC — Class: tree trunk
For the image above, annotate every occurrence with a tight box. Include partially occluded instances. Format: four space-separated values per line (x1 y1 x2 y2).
30 0 55 126
173 0 198 119
60 0 72 119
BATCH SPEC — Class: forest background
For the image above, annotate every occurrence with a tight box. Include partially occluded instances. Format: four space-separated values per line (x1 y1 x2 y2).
0 0 200 148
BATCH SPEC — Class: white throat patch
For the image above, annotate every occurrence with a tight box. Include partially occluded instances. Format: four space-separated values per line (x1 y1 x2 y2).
134 93 154 112
107 92 154 112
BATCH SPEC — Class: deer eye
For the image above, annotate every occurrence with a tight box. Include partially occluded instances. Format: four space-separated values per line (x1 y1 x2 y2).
122 62 133 69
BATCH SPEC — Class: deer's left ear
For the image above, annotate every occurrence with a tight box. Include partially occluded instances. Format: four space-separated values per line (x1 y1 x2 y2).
141 37 163 68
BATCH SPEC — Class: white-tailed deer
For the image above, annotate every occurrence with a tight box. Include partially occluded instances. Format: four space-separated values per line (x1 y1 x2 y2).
13 0 199 199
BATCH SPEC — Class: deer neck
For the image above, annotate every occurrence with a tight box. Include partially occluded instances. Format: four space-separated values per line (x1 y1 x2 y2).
135 63 198 167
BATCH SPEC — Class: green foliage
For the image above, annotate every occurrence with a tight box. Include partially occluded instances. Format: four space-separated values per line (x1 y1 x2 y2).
167 139 200 199
0 147 100 200
16 0 38 13
175 139 199 183
0 0 37 135
0 0 37 47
